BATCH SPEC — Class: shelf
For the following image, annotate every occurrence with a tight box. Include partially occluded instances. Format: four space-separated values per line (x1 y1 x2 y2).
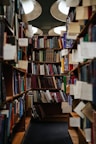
78 127 91 144
32 61 61 64
32 88 61 91
78 12 96 38
70 12 96 50
68 128 79 144
69 65 78 74
12 132 25 144
0 16 14 35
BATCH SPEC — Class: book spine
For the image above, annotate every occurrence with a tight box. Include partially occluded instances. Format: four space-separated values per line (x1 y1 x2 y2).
0 20 5 57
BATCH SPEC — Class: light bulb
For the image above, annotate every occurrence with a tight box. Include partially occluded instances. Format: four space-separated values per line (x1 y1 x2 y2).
58 0 69 15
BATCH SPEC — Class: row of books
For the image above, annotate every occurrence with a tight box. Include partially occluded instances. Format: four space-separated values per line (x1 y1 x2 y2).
28 62 61 75
32 49 60 63
80 59 96 83
1 62 33 102
0 63 6 105
13 70 25 95
31 75 64 90
83 24 96 42
66 1 96 42
32 90 67 103
61 32 74 49
33 36 61 49
33 35 75 49
0 95 25 143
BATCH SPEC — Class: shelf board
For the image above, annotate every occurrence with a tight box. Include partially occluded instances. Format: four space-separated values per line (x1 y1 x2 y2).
0 16 14 35
12 131 25 144
12 117 31 144
33 61 61 64
32 88 61 91
78 12 96 38
68 128 79 144
78 127 91 144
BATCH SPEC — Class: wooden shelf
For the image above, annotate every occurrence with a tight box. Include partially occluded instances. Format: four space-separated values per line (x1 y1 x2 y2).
68 128 79 144
0 16 14 35
78 12 96 38
12 132 25 144
12 117 31 144
78 127 91 144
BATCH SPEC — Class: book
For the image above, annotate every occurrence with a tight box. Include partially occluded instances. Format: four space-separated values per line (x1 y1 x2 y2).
82 0 91 6
40 64 45 75
31 75 39 89
45 90 53 103
0 20 5 58
74 80 93 101
68 22 80 35
48 64 54 75
76 6 89 20
3 44 17 60
26 91 33 108
91 24 96 41
55 91 63 102
1 72 6 102
0 114 7 144
39 50 44 62
74 101 86 118
18 38 28 47
80 42 96 59
18 60 28 71
33 91 38 102
80 64 89 82
61 57 64 73
81 102 95 122
93 111 96 144
40 90 48 103
61 102 72 113
69 117 80 127
45 49 54 62
84 128 91 142
66 0 80 7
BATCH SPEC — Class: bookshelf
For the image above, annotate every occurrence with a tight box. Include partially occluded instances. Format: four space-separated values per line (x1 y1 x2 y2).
65 1 96 144
0 1 33 144
29 35 71 121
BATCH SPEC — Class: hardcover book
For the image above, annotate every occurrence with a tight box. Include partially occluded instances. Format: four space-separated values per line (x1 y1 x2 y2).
81 102 95 122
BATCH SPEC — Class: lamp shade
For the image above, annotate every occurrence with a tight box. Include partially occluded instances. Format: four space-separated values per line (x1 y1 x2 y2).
22 0 42 22
50 0 69 22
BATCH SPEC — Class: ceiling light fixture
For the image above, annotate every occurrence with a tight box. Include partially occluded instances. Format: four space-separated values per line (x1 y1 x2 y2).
50 0 68 22
32 26 38 34
58 0 69 15
25 25 43 37
21 0 35 14
54 26 66 35
21 0 42 22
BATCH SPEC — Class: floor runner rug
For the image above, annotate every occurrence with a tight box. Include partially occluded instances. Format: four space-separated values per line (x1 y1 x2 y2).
22 120 73 144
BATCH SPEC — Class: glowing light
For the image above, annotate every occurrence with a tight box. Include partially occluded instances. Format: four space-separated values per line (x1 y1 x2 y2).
54 26 66 35
58 0 69 15
22 0 34 14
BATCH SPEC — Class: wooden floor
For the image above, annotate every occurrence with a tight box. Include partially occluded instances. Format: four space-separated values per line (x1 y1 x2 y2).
12 117 31 144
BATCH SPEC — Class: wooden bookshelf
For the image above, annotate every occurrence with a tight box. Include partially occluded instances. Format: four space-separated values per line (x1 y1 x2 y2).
0 1 33 144
31 35 71 121
66 2 96 144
